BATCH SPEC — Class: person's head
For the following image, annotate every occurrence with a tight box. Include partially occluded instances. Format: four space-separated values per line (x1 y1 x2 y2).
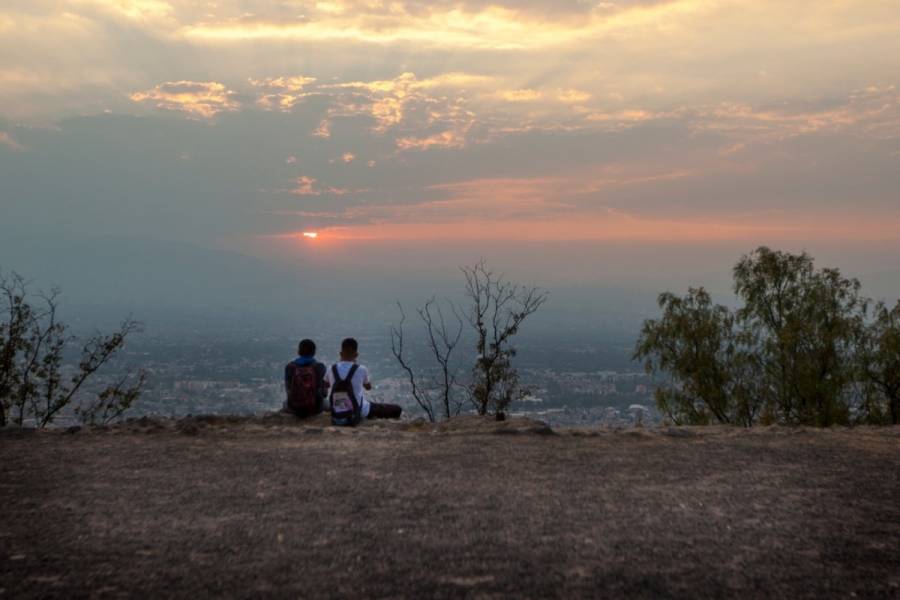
298 339 316 357
340 337 358 361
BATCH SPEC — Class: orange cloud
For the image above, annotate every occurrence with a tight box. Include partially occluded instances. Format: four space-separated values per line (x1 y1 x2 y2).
177 5 581 50
0 131 24 151
129 80 239 118
497 89 542 103
395 129 468 151
249 75 316 112
692 86 900 140
304 212 900 244
316 72 481 146
557 89 592 103
312 119 331 138
291 176 319 196
75 0 175 22
288 175 367 197
279 166 699 228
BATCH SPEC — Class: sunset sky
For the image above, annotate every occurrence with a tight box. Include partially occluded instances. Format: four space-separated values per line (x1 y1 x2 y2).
1 0 899 315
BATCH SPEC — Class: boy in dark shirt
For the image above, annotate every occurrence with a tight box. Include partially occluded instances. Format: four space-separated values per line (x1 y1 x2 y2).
283 339 327 416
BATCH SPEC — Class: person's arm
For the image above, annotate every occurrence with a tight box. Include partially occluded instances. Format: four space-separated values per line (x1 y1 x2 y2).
318 363 330 391
362 367 372 391
284 364 291 395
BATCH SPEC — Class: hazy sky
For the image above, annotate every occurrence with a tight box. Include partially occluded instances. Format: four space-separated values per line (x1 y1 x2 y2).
1 0 899 320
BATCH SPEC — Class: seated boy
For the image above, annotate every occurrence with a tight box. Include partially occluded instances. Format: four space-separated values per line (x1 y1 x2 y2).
325 338 402 420
284 339 327 416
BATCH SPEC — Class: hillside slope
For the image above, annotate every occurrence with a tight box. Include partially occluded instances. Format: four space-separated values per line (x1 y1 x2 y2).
2 416 899 598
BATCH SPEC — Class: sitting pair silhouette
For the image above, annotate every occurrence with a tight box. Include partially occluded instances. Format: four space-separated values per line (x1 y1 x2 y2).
284 337 402 426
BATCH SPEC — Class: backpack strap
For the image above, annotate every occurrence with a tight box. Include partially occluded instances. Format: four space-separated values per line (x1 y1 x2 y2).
331 363 359 386
346 363 359 385
345 364 361 422
329 364 340 407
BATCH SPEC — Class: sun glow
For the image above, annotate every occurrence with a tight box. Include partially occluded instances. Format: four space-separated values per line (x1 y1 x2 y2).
302 231 318 239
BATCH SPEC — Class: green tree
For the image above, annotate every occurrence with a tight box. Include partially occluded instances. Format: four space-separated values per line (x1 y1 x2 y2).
636 248 883 427
633 288 762 426
860 300 900 424
733 247 867 426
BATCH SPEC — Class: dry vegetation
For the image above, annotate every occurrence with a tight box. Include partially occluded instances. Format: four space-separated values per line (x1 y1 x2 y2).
2 415 899 598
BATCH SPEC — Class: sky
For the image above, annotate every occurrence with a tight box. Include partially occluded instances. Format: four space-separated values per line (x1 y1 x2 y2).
1 0 899 327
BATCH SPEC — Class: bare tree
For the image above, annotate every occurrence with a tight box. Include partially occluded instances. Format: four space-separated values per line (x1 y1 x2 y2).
76 368 149 426
461 260 548 416
391 303 435 422
390 298 464 422
418 298 464 419
0 270 145 428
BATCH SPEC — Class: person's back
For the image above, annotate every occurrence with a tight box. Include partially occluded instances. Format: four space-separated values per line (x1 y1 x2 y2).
325 337 402 425
284 339 327 417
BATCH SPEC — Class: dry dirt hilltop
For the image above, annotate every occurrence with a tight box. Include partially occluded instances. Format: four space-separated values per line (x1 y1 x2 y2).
2 414 899 598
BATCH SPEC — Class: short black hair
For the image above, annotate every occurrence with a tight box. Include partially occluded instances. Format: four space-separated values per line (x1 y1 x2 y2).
341 337 358 354
298 339 316 356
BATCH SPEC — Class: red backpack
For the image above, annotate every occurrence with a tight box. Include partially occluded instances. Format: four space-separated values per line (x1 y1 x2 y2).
286 362 319 416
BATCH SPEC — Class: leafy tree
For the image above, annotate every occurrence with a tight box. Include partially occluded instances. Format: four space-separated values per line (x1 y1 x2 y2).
0 270 145 428
734 247 867 426
636 248 884 427
859 300 900 424
633 288 762 426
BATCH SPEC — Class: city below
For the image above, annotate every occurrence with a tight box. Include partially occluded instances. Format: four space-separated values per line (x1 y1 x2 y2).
56 328 660 428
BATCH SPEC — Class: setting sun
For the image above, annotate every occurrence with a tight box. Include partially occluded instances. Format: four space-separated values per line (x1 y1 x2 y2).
302 232 318 239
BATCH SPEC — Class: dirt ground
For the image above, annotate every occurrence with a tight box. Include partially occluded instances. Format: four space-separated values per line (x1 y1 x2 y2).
2 415 899 598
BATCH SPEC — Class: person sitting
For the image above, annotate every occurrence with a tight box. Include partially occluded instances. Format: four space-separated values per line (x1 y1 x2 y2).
283 339 327 417
325 337 402 424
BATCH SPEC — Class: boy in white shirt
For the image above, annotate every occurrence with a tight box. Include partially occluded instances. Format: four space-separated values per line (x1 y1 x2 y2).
324 337 402 420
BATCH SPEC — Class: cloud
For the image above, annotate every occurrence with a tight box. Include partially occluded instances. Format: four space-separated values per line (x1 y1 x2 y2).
176 6 579 50
290 176 319 196
75 0 175 22
690 86 900 141
313 72 483 148
311 119 331 138
497 89 541 103
289 175 367 197
4 0 900 261
395 129 469 151
0 131 24 151
4 0 900 124
299 214 848 243
249 75 316 112
129 81 239 118
557 89 591 103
